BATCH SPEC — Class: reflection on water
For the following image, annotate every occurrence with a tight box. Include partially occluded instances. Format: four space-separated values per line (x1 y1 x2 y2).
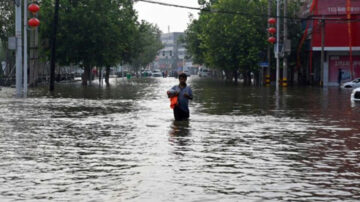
169 120 191 137
0 77 360 201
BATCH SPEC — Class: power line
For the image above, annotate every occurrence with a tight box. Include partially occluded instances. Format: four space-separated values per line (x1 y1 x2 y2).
136 0 360 23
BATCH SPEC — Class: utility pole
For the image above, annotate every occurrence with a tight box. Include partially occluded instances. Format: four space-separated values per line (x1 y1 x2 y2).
15 0 23 97
266 0 272 86
276 0 280 89
50 0 60 91
282 0 288 87
24 0 28 96
320 18 325 86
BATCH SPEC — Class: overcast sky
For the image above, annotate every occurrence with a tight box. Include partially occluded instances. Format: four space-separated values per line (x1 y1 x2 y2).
134 0 200 33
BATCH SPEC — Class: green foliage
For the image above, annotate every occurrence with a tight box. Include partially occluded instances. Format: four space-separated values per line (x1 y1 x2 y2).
129 20 163 70
186 0 304 78
0 41 4 61
39 0 163 74
40 0 138 68
0 0 14 43
186 0 267 75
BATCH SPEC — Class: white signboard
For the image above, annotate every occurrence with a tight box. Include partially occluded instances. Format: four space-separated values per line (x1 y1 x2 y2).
1 61 6 72
8 37 16 50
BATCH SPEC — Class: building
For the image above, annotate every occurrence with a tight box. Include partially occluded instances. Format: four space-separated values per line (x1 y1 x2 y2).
300 0 360 86
154 32 191 74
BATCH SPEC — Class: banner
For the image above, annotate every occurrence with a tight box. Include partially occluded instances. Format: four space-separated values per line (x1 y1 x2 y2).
329 55 360 82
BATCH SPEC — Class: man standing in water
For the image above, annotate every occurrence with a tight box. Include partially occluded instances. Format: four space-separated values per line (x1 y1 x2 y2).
167 73 193 121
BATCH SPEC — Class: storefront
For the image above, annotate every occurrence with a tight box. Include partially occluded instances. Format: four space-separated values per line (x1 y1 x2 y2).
328 55 360 85
301 0 360 86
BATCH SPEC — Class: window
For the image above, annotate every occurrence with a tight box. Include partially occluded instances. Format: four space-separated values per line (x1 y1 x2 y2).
162 51 165 56
170 51 172 56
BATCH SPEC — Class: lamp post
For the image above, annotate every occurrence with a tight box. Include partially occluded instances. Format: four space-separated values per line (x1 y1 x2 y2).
50 0 60 91
15 0 40 97
24 0 28 96
266 0 272 87
24 2 40 96
276 0 280 89
15 0 22 97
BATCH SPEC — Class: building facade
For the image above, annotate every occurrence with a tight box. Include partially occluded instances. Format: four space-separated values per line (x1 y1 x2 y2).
300 0 360 86
154 32 190 74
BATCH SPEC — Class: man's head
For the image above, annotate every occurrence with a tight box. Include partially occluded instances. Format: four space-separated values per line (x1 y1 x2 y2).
178 72 187 85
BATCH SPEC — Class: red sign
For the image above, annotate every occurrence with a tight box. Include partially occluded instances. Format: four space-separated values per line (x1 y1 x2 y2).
312 16 360 48
317 0 360 15
301 0 360 48
329 55 360 82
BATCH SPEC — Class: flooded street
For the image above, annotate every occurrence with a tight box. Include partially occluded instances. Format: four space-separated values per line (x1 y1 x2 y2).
0 77 360 201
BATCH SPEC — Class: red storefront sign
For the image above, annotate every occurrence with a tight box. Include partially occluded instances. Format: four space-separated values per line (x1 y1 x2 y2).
317 0 360 15
329 55 360 82
310 0 360 48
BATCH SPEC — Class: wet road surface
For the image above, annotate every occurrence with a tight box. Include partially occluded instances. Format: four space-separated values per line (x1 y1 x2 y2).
0 77 360 201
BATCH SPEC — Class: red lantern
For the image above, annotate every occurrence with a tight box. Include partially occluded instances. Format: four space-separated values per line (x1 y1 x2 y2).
268 37 276 44
28 18 40 28
268 18 276 25
268 27 276 34
28 3 40 14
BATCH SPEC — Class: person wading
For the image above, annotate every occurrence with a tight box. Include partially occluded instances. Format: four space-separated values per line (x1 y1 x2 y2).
167 73 193 121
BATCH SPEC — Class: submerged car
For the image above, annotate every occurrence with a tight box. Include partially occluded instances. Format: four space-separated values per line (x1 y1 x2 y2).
198 68 209 77
152 69 162 77
184 70 191 77
341 78 360 88
351 87 360 102
141 70 152 77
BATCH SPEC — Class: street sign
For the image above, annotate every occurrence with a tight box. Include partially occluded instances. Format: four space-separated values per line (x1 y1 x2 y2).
259 62 269 67
284 39 291 53
274 43 283 58
8 37 16 50
1 61 6 72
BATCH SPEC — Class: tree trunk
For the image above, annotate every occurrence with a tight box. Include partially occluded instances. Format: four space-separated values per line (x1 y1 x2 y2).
225 70 232 81
105 66 110 86
233 70 238 84
98 67 102 86
243 71 252 85
254 71 260 86
82 66 90 86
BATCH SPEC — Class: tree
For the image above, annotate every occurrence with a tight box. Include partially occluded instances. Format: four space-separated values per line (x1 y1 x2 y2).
187 0 305 84
186 0 266 83
0 0 15 78
0 0 14 44
40 0 138 86
129 21 163 76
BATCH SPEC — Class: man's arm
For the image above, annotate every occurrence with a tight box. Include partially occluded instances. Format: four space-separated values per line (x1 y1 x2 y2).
184 87 193 100
167 86 178 98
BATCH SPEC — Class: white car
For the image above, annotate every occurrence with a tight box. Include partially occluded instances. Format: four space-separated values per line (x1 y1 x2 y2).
341 78 360 88
351 87 360 102
184 70 191 77
141 70 152 77
198 68 209 77
152 69 162 77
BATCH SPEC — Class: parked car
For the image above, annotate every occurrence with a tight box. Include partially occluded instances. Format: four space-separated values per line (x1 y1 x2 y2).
351 87 360 101
141 70 152 77
341 78 360 88
198 67 209 77
184 70 191 77
152 69 162 77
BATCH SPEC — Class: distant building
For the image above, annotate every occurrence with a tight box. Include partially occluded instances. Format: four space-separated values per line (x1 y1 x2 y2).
154 32 192 74
299 0 360 86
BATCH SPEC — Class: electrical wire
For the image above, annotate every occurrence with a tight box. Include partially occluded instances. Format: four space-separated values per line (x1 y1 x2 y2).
135 0 360 23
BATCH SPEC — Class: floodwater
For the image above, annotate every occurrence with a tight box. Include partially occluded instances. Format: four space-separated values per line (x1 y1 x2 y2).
0 77 359 201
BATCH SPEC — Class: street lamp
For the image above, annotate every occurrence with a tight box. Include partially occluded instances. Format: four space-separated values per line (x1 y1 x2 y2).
24 1 40 95
15 1 40 97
